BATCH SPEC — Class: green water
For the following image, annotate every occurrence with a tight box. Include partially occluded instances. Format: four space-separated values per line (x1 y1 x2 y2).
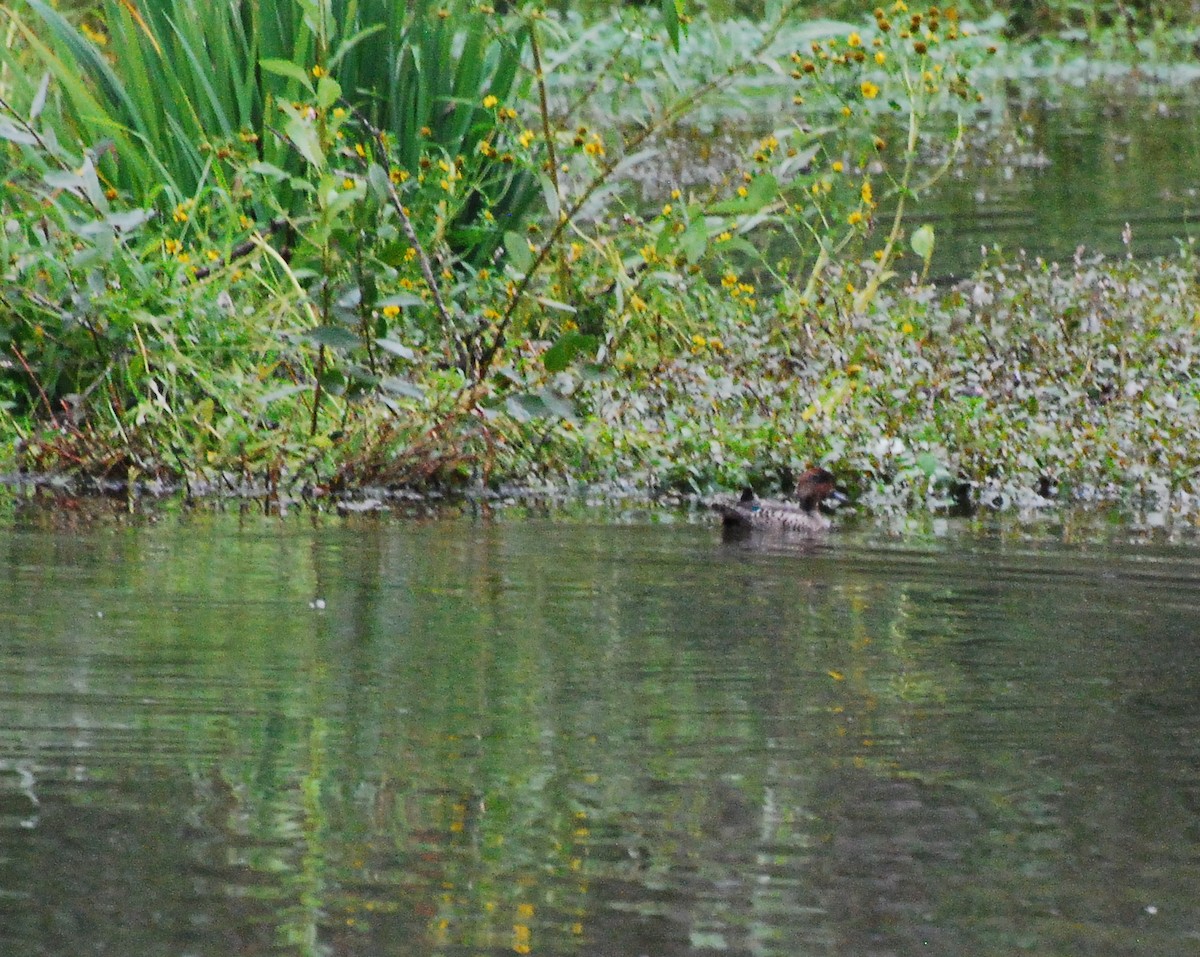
1 511 1198 956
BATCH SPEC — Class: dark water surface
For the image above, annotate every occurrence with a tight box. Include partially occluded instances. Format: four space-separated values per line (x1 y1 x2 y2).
1 512 1198 956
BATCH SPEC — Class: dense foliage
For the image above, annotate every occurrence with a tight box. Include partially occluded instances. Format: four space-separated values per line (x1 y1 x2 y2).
1 0 1198 516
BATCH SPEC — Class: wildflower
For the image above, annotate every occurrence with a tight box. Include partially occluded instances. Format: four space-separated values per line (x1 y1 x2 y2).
420 126 432 137
737 186 749 197
172 201 192 223
354 142 366 158
717 231 732 242
721 272 738 288
80 22 107 45
914 40 928 54
343 177 356 190
332 108 347 119
661 204 672 216
104 188 118 200
861 80 880 99
502 107 518 120
311 65 324 78
848 210 863 225
382 305 401 318
639 244 658 264
847 32 862 47
630 294 648 313
832 160 844 173
861 181 874 205
892 0 907 11
517 129 535 148
875 50 887 64
238 129 259 143
584 134 605 157
842 105 853 116
390 167 410 183
205 249 220 262
670 188 681 200
902 321 915 334
164 238 183 255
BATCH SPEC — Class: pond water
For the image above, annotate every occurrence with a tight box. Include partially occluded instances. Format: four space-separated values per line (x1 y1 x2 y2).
1 510 1198 956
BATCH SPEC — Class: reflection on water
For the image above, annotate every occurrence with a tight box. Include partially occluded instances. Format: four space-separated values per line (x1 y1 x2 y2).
0 512 1198 956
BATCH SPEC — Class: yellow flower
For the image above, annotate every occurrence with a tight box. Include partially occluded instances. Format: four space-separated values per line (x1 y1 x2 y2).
311 65 324 78
848 210 863 225
661 204 672 216
875 50 887 64
861 181 874 204
630 294 648 313
390 167 409 183
847 32 862 47
902 321 915 334
80 22 107 45
382 305 401 318
841 105 853 116
737 186 749 197
420 126 432 137
861 80 880 99
670 188 681 200
354 142 366 158
832 160 844 173
343 177 356 190
517 129 535 148
717 231 732 242
482 94 499 108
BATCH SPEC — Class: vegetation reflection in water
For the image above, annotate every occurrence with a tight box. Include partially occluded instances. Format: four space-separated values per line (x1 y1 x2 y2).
0 514 1198 956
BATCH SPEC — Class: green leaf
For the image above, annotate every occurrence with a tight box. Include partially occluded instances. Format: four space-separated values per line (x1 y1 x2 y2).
375 338 415 360
377 292 425 309
259 57 313 91
285 114 325 168
304 326 360 350
316 75 341 110
542 331 598 373
912 223 936 262
505 230 532 272
680 216 708 264
379 376 425 399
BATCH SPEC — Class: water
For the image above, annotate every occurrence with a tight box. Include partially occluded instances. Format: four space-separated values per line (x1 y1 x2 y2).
1 509 1198 956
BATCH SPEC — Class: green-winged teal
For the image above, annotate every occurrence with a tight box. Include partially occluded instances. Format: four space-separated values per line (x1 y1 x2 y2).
712 468 847 533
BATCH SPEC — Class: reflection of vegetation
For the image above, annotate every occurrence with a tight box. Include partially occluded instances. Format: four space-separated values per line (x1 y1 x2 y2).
5 518 1198 954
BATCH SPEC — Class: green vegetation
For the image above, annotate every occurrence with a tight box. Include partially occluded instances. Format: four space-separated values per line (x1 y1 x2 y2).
1 0 1198 514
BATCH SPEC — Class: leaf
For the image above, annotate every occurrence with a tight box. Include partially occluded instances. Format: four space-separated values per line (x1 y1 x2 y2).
542 331 598 372
303 326 360 350
377 292 425 309
680 216 708 264
0 121 39 145
30 72 50 121
379 376 425 399
259 57 313 91
285 114 325 168
505 230 532 271
912 223 936 262
375 338 415 360
316 75 341 110
505 393 549 422
661 0 682 51
259 384 311 404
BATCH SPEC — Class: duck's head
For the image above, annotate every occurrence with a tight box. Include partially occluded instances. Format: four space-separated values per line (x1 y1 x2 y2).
794 467 848 512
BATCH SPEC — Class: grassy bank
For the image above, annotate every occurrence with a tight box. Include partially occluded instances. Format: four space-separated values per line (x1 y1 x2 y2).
2 1 1199 516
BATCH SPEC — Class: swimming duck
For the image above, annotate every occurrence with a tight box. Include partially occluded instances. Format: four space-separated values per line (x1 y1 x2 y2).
711 467 847 533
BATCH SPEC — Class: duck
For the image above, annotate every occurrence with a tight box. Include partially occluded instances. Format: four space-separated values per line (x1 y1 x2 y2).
711 467 847 533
